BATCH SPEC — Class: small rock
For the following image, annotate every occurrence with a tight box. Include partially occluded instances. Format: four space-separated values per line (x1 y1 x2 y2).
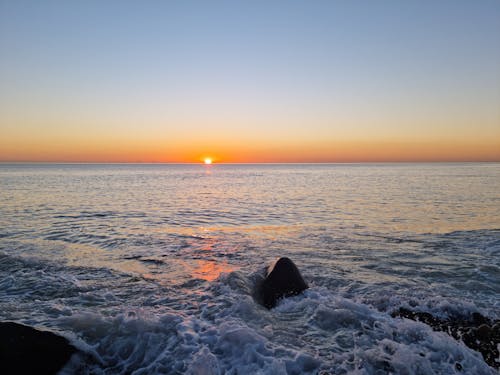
258 257 308 309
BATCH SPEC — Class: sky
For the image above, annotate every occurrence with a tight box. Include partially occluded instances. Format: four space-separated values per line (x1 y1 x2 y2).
1 0 499 163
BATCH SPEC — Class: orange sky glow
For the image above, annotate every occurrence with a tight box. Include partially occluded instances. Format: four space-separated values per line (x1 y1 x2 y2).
1 135 499 163
1 2 499 163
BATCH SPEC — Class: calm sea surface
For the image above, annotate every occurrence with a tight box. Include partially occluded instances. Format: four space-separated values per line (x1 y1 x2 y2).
0 163 499 374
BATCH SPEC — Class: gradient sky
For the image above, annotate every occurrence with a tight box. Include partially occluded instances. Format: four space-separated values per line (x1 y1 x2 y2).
1 0 499 163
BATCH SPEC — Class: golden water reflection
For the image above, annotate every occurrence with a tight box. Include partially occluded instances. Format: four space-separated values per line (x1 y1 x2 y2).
191 259 236 281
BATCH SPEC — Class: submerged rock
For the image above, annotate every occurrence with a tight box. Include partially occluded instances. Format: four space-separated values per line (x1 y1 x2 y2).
258 257 308 309
391 308 499 369
0 321 77 375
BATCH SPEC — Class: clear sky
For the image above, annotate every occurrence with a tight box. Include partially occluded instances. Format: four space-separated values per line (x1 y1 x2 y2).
1 0 499 163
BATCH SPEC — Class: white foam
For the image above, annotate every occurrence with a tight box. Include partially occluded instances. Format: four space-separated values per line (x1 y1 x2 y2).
187 346 220 375
0 256 492 375
1 228 498 374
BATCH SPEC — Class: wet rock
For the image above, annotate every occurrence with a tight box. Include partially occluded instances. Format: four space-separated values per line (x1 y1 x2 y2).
472 312 490 325
391 308 499 369
258 257 308 309
475 324 492 341
0 321 77 375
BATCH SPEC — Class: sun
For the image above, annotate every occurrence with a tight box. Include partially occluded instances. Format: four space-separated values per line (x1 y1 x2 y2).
204 158 213 165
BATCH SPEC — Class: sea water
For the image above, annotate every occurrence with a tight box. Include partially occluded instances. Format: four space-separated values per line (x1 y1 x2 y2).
0 163 499 374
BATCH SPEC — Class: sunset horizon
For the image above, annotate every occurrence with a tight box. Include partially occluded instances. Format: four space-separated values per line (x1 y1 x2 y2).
1 2 499 371
1 1 499 163
1 137 499 164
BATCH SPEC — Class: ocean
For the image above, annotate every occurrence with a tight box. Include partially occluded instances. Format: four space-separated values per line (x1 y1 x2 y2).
0 163 499 374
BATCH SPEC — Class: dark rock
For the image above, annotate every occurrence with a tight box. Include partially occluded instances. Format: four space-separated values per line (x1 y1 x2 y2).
472 312 490 325
475 324 492 341
258 257 308 309
391 308 499 369
0 321 77 375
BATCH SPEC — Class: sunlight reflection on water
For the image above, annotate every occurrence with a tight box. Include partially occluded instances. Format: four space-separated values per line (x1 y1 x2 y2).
191 260 237 281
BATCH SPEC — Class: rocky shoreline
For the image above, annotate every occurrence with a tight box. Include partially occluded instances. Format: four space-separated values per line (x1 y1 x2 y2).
1 305 497 373
392 308 499 369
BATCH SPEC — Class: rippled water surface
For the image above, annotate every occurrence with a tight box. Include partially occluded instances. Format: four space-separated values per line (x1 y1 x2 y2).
0 163 499 374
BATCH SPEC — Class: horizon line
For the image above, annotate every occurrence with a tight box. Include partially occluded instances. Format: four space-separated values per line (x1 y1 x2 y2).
1 161 499 165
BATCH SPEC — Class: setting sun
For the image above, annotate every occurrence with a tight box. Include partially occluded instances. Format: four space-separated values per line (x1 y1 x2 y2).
204 158 213 165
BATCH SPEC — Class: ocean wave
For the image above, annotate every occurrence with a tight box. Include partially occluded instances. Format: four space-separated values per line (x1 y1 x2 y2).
47 269 497 374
